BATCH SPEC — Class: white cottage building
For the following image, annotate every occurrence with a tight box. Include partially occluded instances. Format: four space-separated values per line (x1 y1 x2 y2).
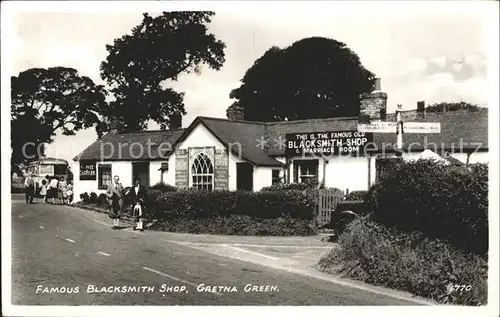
72 80 488 201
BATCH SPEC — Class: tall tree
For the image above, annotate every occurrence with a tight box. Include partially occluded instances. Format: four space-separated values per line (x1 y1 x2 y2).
230 37 376 121
11 67 109 166
100 11 226 131
426 101 480 113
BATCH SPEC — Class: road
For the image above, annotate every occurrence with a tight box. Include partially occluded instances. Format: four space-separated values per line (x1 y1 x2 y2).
10 194 426 305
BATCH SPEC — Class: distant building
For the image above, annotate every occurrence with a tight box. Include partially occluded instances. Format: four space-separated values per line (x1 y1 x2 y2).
72 79 488 201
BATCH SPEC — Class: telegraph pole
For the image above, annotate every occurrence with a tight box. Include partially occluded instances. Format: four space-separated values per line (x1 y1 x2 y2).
396 104 403 156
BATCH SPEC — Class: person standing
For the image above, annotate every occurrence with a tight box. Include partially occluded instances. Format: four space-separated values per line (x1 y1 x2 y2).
58 177 68 205
24 173 35 204
106 175 124 229
128 177 146 231
66 181 74 204
40 179 48 204
48 177 59 204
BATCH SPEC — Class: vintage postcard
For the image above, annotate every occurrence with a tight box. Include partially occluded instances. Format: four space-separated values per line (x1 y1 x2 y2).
2 1 499 317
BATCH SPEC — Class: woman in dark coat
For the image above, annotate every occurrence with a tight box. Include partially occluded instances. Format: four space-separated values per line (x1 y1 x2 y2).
127 177 146 231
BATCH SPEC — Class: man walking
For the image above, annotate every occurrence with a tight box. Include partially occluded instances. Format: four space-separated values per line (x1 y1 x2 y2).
106 175 124 229
24 172 35 204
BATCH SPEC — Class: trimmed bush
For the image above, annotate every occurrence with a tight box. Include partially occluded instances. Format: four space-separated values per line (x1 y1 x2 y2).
150 215 315 236
97 193 108 207
345 190 368 201
147 189 315 221
318 217 487 305
89 192 98 204
80 192 90 203
366 161 488 255
150 182 177 193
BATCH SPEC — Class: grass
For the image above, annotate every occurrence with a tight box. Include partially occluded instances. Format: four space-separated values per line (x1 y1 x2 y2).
317 217 488 306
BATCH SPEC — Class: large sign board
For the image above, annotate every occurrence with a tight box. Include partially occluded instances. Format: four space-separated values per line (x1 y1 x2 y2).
79 160 97 180
285 131 373 156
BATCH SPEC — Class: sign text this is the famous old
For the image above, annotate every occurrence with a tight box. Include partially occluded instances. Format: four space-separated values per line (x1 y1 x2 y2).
285 131 373 155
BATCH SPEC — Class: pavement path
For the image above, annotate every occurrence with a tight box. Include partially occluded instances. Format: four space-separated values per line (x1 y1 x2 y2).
9 194 434 306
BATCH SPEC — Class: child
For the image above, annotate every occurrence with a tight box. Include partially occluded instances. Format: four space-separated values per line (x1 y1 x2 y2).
40 179 48 204
66 182 74 204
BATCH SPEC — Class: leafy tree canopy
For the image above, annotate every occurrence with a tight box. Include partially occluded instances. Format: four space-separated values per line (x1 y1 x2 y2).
426 101 481 113
230 37 376 122
11 67 108 165
100 11 226 131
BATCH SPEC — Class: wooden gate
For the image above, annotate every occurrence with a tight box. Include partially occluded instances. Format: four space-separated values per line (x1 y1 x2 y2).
316 188 344 227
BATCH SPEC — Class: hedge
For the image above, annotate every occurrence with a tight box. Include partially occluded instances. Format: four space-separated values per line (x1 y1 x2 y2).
78 188 317 236
366 160 488 255
147 189 315 221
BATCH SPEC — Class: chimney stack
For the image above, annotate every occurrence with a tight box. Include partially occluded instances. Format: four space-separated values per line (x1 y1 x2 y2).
226 103 245 121
168 112 182 129
374 78 381 92
417 101 426 118
359 77 388 121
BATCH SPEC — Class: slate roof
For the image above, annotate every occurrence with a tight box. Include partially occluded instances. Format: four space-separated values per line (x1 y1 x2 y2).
371 109 488 153
74 108 487 166
73 129 184 161
180 117 284 167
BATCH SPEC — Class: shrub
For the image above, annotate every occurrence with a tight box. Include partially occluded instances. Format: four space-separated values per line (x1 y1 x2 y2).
366 161 488 255
97 193 108 207
146 189 316 222
261 182 313 192
318 217 487 305
345 190 368 201
150 215 315 236
150 182 177 193
89 192 99 204
80 192 90 203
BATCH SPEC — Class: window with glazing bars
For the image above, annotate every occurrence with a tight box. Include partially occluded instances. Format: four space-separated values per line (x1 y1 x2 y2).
191 153 214 190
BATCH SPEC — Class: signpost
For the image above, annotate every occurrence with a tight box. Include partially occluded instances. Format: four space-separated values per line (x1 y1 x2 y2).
357 104 441 151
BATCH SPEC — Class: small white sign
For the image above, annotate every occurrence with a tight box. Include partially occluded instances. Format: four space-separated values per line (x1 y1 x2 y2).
357 122 397 133
404 122 441 134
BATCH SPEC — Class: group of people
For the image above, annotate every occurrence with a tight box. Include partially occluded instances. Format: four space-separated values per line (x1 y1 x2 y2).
24 172 144 231
39 175 74 204
24 173 73 205
106 175 146 231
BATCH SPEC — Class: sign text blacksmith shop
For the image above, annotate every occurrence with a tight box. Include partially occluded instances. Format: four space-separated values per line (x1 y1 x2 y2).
285 131 373 155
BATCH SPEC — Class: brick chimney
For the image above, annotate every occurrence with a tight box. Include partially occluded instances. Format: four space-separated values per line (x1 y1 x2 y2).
359 78 388 121
168 112 182 129
417 101 426 118
226 103 245 121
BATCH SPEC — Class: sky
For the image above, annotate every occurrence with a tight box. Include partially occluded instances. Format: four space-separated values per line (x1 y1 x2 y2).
6 1 497 163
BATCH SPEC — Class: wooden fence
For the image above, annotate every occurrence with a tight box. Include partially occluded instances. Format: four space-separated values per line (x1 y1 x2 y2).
316 188 344 226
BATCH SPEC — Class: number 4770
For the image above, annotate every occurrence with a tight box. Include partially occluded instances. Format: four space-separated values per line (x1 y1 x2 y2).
449 284 472 293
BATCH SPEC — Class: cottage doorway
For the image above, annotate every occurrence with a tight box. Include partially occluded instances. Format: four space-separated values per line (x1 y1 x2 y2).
132 162 150 187
236 162 253 191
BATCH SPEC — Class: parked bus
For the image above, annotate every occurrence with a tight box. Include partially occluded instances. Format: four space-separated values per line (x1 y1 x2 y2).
25 157 70 194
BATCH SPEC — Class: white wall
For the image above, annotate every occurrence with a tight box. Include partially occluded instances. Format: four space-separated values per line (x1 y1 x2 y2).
175 123 248 191
452 152 489 164
325 156 368 192
253 166 274 191
73 160 134 203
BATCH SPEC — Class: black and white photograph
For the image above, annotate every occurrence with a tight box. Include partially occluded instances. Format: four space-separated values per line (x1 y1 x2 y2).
2 1 499 316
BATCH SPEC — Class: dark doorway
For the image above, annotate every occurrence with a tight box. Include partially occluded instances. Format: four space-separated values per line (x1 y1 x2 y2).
236 162 253 191
132 162 150 187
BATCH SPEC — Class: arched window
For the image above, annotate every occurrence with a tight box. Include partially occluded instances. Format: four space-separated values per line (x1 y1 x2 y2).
191 153 214 190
